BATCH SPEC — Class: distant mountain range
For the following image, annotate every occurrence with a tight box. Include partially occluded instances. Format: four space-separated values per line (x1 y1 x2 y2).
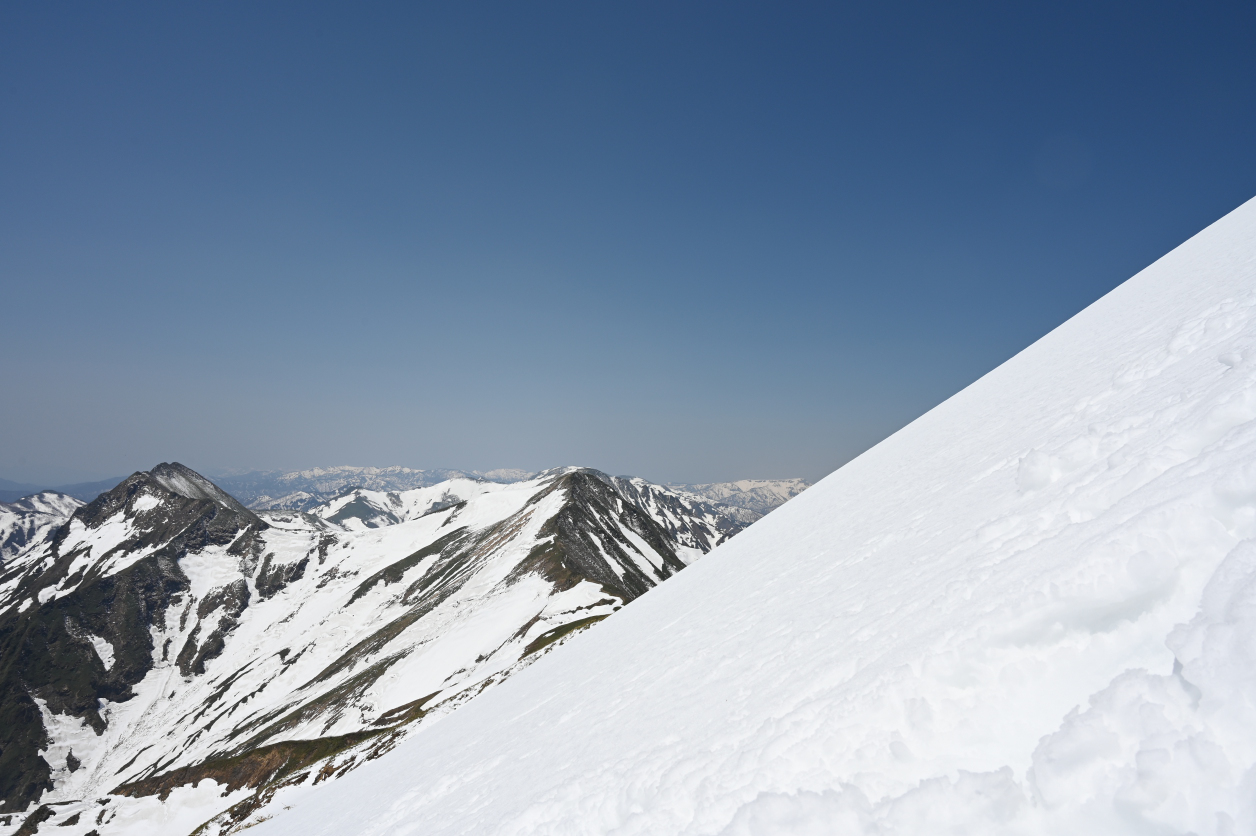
1 468 810 521
211 466 536 511
667 478 811 521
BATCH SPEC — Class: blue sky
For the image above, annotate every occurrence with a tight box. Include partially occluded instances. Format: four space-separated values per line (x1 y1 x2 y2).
2 1 1254 485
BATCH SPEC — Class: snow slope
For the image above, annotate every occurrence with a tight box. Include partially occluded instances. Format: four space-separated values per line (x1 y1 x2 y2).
245 198 1256 836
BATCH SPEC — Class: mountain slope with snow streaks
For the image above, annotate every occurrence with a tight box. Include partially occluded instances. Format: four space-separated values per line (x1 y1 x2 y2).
0 466 745 835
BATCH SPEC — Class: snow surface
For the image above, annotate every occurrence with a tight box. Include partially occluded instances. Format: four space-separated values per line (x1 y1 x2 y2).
246 197 1256 836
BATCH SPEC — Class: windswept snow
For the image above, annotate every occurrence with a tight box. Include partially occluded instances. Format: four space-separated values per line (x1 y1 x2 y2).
245 198 1256 836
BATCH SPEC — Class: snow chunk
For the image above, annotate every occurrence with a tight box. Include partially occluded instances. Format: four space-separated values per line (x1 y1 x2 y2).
131 493 161 513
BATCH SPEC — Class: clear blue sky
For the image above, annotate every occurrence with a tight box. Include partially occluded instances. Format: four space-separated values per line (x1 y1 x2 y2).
2 1 1254 486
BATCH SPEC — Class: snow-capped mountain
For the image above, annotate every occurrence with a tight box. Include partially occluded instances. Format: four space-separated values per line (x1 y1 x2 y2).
0 464 745 834
0 491 83 564
214 466 536 511
203 198 1256 836
668 478 810 522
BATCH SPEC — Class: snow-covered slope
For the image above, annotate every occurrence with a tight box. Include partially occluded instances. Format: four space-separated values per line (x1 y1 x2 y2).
231 198 1256 836
0 465 744 834
0 491 83 564
669 478 810 521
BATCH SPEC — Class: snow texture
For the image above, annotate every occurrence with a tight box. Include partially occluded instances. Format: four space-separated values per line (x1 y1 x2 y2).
245 197 1256 836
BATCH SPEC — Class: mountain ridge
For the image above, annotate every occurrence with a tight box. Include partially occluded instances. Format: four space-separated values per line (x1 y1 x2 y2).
0 462 749 833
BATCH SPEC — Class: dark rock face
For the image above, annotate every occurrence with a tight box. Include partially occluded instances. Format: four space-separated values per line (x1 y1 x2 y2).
0 463 265 812
515 471 691 602
177 579 253 676
256 554 308 599
610 476 746 552
12 803 53 835
0 551 194 811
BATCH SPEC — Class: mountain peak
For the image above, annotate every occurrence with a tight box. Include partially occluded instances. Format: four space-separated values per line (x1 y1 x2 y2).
73 462 262 532
149 462 243 505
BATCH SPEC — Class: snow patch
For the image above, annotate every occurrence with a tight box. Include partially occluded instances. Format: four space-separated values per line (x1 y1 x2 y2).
131 493 160 512
89 634 116 670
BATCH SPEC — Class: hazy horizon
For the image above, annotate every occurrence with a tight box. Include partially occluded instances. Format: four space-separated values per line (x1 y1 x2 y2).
0 463 813 496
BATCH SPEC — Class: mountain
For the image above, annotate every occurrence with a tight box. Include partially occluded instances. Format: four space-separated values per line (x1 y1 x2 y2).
0 463 745 833
668 478 810 521
212 199 1256 835
0 492 83 564
214 466 537 511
